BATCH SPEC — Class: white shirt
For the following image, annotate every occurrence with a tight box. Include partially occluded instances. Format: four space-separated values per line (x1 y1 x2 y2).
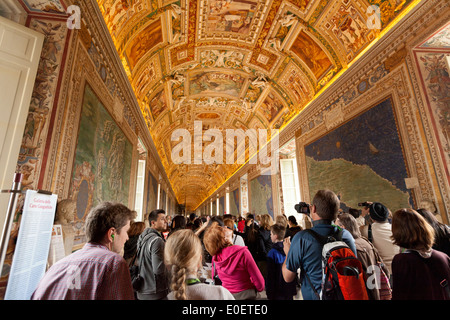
371 221 400 275
232 234 245 247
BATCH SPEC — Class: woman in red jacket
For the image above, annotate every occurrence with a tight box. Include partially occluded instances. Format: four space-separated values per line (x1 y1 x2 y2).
203 222 265 300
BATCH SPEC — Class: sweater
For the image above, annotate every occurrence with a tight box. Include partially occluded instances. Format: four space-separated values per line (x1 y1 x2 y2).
212 245 265 294
392 249 450 300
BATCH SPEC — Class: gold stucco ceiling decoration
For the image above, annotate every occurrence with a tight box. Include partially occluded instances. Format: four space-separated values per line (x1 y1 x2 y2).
96 0 417 210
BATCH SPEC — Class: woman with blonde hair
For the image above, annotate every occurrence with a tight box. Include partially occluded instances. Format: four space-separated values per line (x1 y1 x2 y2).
391 208 449 300
203 223 264 300
164 229 234 300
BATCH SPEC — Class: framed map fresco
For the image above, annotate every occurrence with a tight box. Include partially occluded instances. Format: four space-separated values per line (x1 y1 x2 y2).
146 170 158 213
71 83 133 220
230 187 240 216
219 196 225 215
212 200 217 215
250 174 274 217
304 97 413 213
160 189 167 211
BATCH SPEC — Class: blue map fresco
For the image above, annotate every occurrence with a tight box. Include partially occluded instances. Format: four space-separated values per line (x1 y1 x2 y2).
304 97 413 211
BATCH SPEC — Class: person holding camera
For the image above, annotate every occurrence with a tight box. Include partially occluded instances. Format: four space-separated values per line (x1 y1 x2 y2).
281 189 357 300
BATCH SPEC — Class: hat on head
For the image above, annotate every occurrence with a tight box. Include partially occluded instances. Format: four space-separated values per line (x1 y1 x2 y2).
369 202 389 221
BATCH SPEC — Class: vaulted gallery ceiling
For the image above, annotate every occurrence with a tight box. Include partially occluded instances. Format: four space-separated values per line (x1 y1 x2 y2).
96 0 418 210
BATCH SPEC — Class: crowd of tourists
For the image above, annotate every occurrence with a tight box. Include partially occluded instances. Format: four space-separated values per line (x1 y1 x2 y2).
31 189 450 300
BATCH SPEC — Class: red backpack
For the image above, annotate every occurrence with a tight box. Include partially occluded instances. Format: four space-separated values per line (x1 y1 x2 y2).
304 228 369 300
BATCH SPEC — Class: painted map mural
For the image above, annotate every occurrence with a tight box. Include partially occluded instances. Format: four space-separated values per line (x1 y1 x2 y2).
71 84 133 219
305 97 412 213
147 171 158 213
161 189 167 211
230 188 240 216
219 196 225 214
250 174 274 217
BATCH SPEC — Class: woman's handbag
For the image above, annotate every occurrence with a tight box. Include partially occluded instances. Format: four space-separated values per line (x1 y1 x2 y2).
377 263 392 300
212 262 222 285
129 260 143 291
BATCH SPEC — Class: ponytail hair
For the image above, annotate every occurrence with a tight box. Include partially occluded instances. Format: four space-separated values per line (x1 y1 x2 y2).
164 229 203 300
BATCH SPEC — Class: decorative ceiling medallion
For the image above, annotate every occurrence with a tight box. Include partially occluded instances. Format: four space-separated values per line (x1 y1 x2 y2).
177 50 188 60
257 53 270 65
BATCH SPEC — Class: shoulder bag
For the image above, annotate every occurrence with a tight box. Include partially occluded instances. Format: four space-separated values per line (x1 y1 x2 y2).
129 233 157 291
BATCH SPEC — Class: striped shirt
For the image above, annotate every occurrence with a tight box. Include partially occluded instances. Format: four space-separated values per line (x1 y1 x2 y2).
31 243 134 300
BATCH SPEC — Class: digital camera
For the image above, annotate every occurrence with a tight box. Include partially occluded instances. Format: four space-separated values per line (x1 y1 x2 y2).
358 202 370 207
295 202 310 214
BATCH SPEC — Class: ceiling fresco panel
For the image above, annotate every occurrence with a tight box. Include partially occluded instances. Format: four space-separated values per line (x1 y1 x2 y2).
124 18 164 71
289 30 333 80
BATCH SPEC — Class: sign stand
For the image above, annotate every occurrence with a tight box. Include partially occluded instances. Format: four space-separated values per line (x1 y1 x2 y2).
0 173 58 300
0 173 23 276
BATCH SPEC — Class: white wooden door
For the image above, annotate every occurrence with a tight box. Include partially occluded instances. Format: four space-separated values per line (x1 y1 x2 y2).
0 16 44 231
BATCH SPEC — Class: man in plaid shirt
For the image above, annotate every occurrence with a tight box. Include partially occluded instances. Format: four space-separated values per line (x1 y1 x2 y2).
31 202 136 300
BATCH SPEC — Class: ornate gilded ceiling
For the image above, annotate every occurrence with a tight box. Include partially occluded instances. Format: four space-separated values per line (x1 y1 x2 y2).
96 0 416 210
